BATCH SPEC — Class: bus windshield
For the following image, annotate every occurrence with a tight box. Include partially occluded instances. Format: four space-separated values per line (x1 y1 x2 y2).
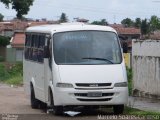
53 31 122 65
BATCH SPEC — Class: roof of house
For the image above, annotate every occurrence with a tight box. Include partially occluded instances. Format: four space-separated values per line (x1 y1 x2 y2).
11 32 25 48
76 18 89 22
109 24 141 35
115 27 141 35
0 22 14 31
0 21 52 32
28 21 49 27
109 24 124 28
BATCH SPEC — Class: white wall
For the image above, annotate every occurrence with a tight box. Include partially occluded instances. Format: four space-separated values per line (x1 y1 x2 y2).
132 40 160 97
16 49 23 61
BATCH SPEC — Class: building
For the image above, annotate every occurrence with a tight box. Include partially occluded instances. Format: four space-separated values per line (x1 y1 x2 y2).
149 31 160 40
0 22 14 37
7 20 57 62
10 32 25 61
109 24 141 52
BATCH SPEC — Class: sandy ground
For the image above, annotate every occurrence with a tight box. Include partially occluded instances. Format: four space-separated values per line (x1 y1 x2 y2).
0 83 43 114
1 83 159 120
0 83 110 120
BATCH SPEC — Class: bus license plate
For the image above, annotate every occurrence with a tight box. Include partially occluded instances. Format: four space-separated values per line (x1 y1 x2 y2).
87 92 102 97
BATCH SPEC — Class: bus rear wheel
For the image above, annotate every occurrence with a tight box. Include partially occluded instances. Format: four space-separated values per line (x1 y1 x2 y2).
30 85 40 109
49 90 63 115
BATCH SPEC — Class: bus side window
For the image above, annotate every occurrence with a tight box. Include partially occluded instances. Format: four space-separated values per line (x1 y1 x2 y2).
25 34 31 60
32 35 39 61
38 35 45 63
39 35 45 48
24 48 29 59
29 48 33 60
25 34 31 47
32 49 38 61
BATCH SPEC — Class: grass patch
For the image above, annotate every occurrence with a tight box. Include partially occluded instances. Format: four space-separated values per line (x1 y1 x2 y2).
103 106 160 120
0 63 10 81
124 106 160 115
5 75 23 85
0 62 23 86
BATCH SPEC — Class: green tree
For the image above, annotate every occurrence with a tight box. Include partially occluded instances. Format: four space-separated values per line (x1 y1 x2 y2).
0 13 4 21
91 19 108 25
59 13 68 23
134 18 141 28
141 19 150 35
149 15 160 32
121 18 134 27
0 36 10 47
0 0 34 19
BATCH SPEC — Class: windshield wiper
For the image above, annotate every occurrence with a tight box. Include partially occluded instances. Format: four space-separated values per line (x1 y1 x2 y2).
82 57 114 64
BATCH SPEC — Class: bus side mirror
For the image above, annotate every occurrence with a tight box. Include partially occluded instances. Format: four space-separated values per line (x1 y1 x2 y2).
44 46 50 58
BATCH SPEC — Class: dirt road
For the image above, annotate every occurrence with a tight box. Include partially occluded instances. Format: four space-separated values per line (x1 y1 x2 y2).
0 83 112 120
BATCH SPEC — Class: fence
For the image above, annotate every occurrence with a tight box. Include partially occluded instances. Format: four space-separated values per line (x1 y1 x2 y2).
132 40 160 99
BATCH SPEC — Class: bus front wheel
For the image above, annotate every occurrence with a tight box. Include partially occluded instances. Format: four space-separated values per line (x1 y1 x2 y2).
49 90 63 115
113 105 124 115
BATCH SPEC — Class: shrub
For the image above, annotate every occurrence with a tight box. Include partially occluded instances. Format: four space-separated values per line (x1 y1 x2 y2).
127 67 132 81
0 36 10 46
126 67 133 96
0 56 4 62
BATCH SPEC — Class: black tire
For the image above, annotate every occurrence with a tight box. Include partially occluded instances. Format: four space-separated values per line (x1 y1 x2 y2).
30 85 40 109
49 90 63 115
39 101 47 109
83 106 99 110
113 105 124 115
54 106 64 115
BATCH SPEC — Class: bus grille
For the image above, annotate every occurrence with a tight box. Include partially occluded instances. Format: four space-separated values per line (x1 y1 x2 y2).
75 83 112 87
77 98 112 102
74 93 114 97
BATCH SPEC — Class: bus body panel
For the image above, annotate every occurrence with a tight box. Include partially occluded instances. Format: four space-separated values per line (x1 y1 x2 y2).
53 87 128 106
57 64 125 85
52 61 128 106
23 61 46 101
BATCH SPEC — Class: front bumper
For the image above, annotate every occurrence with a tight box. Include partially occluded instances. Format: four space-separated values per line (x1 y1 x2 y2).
53 87 128 106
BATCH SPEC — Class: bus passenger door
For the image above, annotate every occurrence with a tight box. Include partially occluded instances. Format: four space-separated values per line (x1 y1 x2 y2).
44 35 52 102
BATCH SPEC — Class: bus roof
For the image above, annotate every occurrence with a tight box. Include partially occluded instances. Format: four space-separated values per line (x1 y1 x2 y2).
26 23 117 34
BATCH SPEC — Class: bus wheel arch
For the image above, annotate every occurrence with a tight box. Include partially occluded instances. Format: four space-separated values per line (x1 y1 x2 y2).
30 82 40 109
48 87 53 107
48 87 63 115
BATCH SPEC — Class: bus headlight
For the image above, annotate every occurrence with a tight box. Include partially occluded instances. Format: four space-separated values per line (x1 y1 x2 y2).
114 82 128 87
56 83 74 88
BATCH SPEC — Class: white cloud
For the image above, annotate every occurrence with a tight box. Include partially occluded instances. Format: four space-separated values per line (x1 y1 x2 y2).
0 0 160 23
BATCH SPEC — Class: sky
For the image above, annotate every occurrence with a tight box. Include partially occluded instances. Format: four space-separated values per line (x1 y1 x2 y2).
0 0 160 23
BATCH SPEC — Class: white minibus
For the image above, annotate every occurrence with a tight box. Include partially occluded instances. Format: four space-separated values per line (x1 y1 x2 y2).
23 23 128 115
